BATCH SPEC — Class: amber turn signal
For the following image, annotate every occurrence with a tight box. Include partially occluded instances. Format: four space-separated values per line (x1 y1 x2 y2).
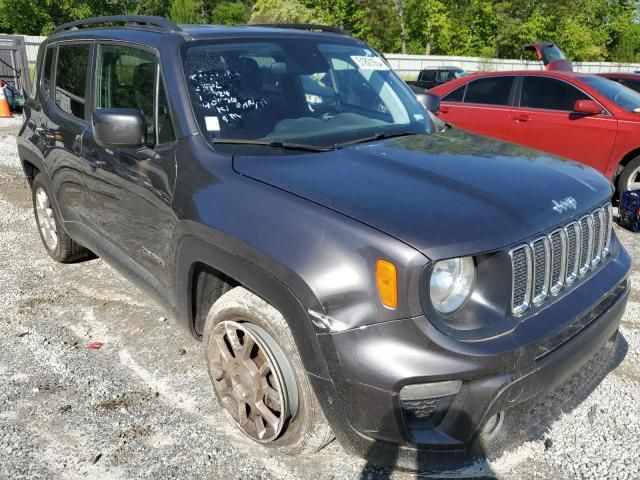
376 259 398 309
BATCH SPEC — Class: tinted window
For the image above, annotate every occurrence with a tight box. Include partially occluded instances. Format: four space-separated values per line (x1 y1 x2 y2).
443 85 465 102
55 44 90 119
419 70 437 82
464 77 513 105
96 44 157 144
619 78 640 93
41 47 54 94
520 76 589 111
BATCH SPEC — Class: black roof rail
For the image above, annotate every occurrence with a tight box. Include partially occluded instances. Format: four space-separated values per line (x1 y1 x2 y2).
54 15 181 34
251 23 349 36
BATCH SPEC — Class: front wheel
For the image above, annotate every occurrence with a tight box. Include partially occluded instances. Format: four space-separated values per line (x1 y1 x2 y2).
203 287 334 454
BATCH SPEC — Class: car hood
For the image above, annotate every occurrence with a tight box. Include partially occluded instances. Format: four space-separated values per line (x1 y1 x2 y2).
233 129 611 260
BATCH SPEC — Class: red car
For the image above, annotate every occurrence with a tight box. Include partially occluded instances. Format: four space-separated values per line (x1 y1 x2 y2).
430 70 640 193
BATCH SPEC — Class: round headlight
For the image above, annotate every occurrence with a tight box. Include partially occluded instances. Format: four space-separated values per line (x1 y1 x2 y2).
429 257 476 314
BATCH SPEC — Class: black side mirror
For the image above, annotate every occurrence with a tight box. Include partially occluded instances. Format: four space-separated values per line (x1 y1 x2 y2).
415 92 441 114
92 108 145 149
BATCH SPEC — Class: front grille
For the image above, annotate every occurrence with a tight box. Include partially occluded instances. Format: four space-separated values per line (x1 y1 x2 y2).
510 203 612 316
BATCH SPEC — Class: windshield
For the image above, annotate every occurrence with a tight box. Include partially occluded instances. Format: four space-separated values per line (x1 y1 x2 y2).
182 38 429 149
581 76 640 112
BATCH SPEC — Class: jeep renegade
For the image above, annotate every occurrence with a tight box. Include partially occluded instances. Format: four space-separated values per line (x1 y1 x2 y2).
17 15 631 468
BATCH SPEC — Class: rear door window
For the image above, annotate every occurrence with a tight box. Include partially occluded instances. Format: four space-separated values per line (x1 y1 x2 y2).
54 43 91 119
520 76 589 111
464 76 514 106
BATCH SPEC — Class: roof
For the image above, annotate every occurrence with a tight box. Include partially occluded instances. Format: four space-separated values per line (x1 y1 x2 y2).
421 66 465 71
51 15 355 43
598 72 640 78
461 69 597 80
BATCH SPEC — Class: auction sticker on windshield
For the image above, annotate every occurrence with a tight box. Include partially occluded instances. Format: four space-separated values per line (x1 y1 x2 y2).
350 55 389 70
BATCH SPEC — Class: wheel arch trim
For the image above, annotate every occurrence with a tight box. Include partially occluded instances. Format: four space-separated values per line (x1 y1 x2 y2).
174 234 332 380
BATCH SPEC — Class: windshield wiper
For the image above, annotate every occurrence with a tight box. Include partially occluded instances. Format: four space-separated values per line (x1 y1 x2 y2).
213 138 334 152
336 130 418 147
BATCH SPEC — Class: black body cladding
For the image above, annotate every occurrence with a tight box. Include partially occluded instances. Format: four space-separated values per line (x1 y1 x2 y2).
17 17 631 467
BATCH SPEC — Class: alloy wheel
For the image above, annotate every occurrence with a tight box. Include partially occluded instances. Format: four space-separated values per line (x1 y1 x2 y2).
35 187 58 251
208 320 298 442
626 164 640 191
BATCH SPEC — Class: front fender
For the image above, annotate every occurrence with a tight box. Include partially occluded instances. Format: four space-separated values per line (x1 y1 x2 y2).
175 232 332 379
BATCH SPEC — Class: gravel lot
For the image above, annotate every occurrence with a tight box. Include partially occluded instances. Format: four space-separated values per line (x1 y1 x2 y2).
0 116 639 479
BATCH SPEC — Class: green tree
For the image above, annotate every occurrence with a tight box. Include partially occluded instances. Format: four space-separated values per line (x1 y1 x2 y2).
169 0 203 23
249 0 317 23
211 1 247 24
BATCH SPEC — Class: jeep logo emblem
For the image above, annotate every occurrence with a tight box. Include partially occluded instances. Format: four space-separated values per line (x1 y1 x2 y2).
552 197 577 213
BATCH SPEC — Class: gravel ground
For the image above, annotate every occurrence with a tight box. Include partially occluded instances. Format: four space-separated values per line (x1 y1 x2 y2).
0 115 638 479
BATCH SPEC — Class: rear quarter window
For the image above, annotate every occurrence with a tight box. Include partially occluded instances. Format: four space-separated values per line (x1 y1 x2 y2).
41 46 54 95
443 85 466 102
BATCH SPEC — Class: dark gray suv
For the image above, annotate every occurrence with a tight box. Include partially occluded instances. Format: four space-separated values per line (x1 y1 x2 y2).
17 15 631 469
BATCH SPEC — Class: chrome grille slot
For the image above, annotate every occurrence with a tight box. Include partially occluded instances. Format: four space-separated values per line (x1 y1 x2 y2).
591 208 604 267
549 229 566 295
565 222 580 286
510 246 532 315
510 203 612 316
578 215 593 277
602 204 612 257
531 237 550 305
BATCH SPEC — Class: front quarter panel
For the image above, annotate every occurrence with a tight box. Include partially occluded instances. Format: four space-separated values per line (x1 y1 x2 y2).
173 136 428 336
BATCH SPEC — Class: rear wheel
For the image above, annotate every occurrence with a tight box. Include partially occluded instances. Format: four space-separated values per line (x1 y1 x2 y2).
617 156 640 193
31 173 90 263
203 287 333 454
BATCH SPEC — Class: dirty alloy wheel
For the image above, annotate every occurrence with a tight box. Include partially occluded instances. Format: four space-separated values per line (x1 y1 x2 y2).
31 173 91 263
208 320 297 442
203 287 334 454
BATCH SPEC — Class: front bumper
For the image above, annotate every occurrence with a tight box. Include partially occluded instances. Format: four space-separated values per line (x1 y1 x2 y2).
312 245 631 469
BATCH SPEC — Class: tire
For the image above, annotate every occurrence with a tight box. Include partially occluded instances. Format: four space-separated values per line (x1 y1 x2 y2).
617 156 640 194
203 287 334 455
31 173 90 263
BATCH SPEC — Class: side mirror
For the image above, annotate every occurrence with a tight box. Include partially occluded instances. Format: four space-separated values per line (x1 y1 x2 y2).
92 108 145 149
573 99 602 115
415 92 441 114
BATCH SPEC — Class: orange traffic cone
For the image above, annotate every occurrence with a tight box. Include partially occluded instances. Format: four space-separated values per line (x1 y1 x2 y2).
0 85 12 118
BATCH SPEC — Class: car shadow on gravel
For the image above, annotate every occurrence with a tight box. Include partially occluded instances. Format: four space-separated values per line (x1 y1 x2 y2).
358 333 628 479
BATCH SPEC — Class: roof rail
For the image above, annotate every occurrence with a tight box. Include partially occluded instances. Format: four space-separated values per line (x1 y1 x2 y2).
54 15 181 34
251 23 349 36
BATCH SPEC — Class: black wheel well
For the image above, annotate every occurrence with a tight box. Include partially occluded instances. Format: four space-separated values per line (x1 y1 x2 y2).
22 160 40 187
190 262 239 337
616 148 640 177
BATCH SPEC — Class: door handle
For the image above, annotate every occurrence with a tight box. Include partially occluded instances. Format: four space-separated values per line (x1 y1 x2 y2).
440 106 450 114
513 114 530 122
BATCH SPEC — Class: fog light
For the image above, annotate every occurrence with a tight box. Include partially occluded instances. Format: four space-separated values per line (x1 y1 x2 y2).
400 380 461 430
